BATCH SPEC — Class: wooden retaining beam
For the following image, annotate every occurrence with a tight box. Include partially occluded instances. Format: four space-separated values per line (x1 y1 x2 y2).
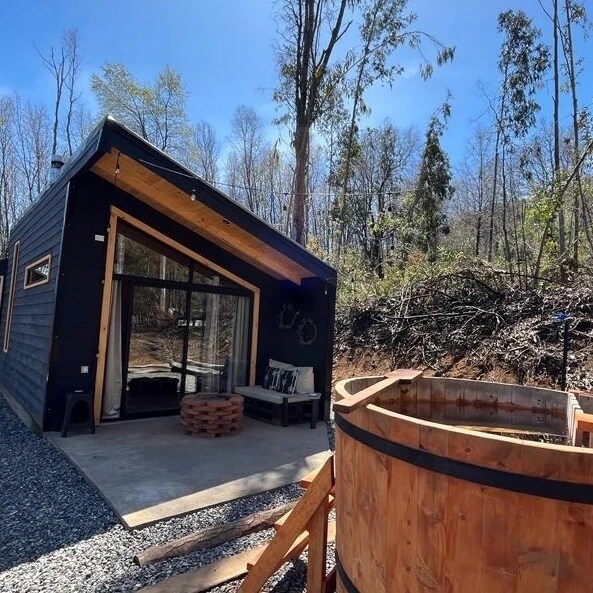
133 501 296 567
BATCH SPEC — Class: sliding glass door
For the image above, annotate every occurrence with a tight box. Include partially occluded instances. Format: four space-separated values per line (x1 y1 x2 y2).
102 221 252 420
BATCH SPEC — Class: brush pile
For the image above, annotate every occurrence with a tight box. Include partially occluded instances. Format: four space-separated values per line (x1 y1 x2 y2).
334 268 593 389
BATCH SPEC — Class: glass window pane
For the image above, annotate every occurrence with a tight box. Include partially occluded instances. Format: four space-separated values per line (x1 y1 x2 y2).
186 292 250 393
126 286 186 415
192 261 241 289
116 223 190 282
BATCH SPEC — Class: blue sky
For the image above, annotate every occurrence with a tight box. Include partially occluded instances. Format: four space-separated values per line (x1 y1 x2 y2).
0 0 590 167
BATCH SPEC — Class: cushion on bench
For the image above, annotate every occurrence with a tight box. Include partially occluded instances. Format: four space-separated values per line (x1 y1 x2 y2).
269 359 315 394
235 385 316 404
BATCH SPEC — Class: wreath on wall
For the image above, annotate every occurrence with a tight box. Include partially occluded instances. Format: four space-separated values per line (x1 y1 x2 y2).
278 302 299 330
297 317 318 346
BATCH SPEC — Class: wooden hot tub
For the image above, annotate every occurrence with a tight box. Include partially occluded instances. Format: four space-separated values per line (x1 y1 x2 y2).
333 371 593 593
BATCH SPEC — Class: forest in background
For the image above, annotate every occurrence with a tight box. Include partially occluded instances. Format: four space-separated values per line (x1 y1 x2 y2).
1 0 592 314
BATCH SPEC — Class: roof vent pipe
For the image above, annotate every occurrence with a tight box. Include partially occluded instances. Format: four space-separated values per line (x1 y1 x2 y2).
49 154 65 183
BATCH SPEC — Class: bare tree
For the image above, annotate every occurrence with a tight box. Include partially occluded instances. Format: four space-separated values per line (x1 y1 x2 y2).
38 40 66 156
0 97 19 255
12 96 51 203
63 29 82 156
226 106 268 215
456 127 493 257
192 121 220 184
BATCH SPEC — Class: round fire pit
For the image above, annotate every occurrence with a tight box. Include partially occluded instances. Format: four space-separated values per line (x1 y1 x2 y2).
180 393 244 437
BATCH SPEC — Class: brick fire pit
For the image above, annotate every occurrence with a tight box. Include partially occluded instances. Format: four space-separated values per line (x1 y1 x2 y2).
180 393 244 437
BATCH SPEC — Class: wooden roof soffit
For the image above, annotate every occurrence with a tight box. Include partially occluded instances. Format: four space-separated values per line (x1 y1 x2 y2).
91 149 312 285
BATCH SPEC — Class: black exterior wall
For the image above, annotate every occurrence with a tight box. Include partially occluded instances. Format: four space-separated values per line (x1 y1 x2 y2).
0 179 70 432
45 171 336 430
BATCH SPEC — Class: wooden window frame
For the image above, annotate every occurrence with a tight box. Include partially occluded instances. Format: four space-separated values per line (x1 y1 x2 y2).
23 253 52 290
3 241 20 352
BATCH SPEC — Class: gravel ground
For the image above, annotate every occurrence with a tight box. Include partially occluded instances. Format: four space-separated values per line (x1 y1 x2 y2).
0 396 336 593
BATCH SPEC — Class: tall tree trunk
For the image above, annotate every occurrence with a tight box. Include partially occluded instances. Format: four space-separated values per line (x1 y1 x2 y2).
487 128 501 262
563 0 583 268
500 145 514 281
475 150 484 257
553 0 566 272
292 125 310 245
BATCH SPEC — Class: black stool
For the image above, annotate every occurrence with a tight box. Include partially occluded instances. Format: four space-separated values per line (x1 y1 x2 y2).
61 392 95 437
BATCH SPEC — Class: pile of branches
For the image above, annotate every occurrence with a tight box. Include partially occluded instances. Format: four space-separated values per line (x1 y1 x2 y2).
334 267 593 389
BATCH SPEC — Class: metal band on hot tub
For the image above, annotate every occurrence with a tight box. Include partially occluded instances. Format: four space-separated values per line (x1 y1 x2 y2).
335 551 361 593
335 412 593 504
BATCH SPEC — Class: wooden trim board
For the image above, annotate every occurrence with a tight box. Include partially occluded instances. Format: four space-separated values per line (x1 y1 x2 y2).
3 241 20 353
92 150 312 284
137 544 265 593
94 211 118 422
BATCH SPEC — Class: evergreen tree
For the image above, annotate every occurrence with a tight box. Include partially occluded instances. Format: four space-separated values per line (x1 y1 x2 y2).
415 110 453 263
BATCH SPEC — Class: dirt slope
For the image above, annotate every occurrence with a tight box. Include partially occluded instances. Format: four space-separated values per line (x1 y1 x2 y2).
333 269 593 390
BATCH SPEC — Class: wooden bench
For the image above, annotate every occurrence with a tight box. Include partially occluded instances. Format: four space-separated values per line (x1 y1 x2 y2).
234 386 320 428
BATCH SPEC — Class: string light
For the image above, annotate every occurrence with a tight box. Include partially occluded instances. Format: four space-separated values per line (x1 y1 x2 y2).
114 152 121 176
190 189 197 201
136 157 410 201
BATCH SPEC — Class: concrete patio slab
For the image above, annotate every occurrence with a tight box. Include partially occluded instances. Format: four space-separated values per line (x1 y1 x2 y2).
47 416 331 528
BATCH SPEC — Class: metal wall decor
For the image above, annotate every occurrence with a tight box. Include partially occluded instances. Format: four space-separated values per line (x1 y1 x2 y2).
278 302 299 330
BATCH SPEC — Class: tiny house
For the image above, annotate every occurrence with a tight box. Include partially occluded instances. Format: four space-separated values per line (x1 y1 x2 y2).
0 117 336 433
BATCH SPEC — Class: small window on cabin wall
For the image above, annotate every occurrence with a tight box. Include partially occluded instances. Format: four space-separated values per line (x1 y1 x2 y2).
24 254 51 289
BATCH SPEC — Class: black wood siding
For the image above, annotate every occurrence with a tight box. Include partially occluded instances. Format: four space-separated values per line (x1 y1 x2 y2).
46 172 336 429
0 182 68 430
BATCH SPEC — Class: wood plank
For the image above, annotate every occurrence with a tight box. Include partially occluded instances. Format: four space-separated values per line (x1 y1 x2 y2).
516 495 560 593
138 544 265 593
237 456 334 593
246 522 337 571
275 496 334 530
93 211 118 423
555 502 593 593
299 465 323 488
444 477 485 593
333 377 399 414
416 426 448 591
134 502 296 566
246 531 309 571
306 501 329 593
386 443 418 593
299 467 337 493
384 369 424 382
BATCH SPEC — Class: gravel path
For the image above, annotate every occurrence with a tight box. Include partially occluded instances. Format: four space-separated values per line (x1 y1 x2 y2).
0 396 336 593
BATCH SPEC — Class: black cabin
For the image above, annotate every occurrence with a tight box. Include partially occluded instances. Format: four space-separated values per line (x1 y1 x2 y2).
0 117 336 433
